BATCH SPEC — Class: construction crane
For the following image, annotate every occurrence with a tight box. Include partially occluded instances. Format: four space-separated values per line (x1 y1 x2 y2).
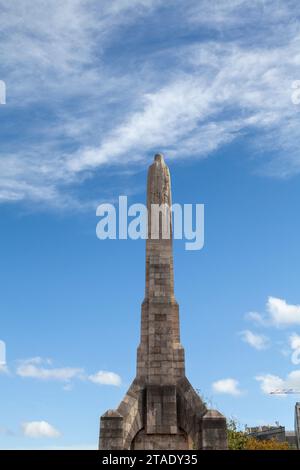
270 389 300 395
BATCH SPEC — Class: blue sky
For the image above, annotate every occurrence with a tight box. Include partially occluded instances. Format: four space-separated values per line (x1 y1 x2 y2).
1 0 300 449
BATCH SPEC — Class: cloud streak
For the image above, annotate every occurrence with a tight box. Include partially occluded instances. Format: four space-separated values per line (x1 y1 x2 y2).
256 370 300 395
247 297 300 328
22 421 61 439
1 1 300 207
16 362 84 382
240 330 270 350
88 371 122 386
212 378 242 396
15 357 121 387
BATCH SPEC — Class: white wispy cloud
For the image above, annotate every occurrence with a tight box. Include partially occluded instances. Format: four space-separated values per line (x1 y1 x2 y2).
289 333 300 365
289 333 300 350
22 421 61 439
88 370 121 386
16 358 84 382
15 357 121 388
187 0 298 36
267 297 300 327
239 330 270 350
247 297 300 328
256 370 300 394
68 35 300 173
245 311 268 326
0 0 162 206
1 1 300 207
0 339 7 370
212 378 242 396
0 0 161 103
20 357 52 366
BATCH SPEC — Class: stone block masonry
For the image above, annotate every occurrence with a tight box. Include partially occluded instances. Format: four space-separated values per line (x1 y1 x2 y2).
99 154 227 450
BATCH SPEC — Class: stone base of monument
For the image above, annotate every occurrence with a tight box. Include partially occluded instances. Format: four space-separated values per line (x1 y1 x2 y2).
99 377 227 450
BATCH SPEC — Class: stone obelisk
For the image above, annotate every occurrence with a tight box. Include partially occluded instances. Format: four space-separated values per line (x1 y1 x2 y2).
99 154 227 450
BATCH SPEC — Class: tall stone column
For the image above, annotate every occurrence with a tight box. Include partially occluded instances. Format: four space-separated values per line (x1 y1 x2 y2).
99 154 228 450
137 154 185 387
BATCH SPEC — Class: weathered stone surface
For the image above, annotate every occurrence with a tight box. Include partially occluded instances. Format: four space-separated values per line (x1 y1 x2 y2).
99 154 227 450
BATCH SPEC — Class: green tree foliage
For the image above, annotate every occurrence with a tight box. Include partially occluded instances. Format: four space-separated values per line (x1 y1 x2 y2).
227 419 290 450
227 419 249 450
